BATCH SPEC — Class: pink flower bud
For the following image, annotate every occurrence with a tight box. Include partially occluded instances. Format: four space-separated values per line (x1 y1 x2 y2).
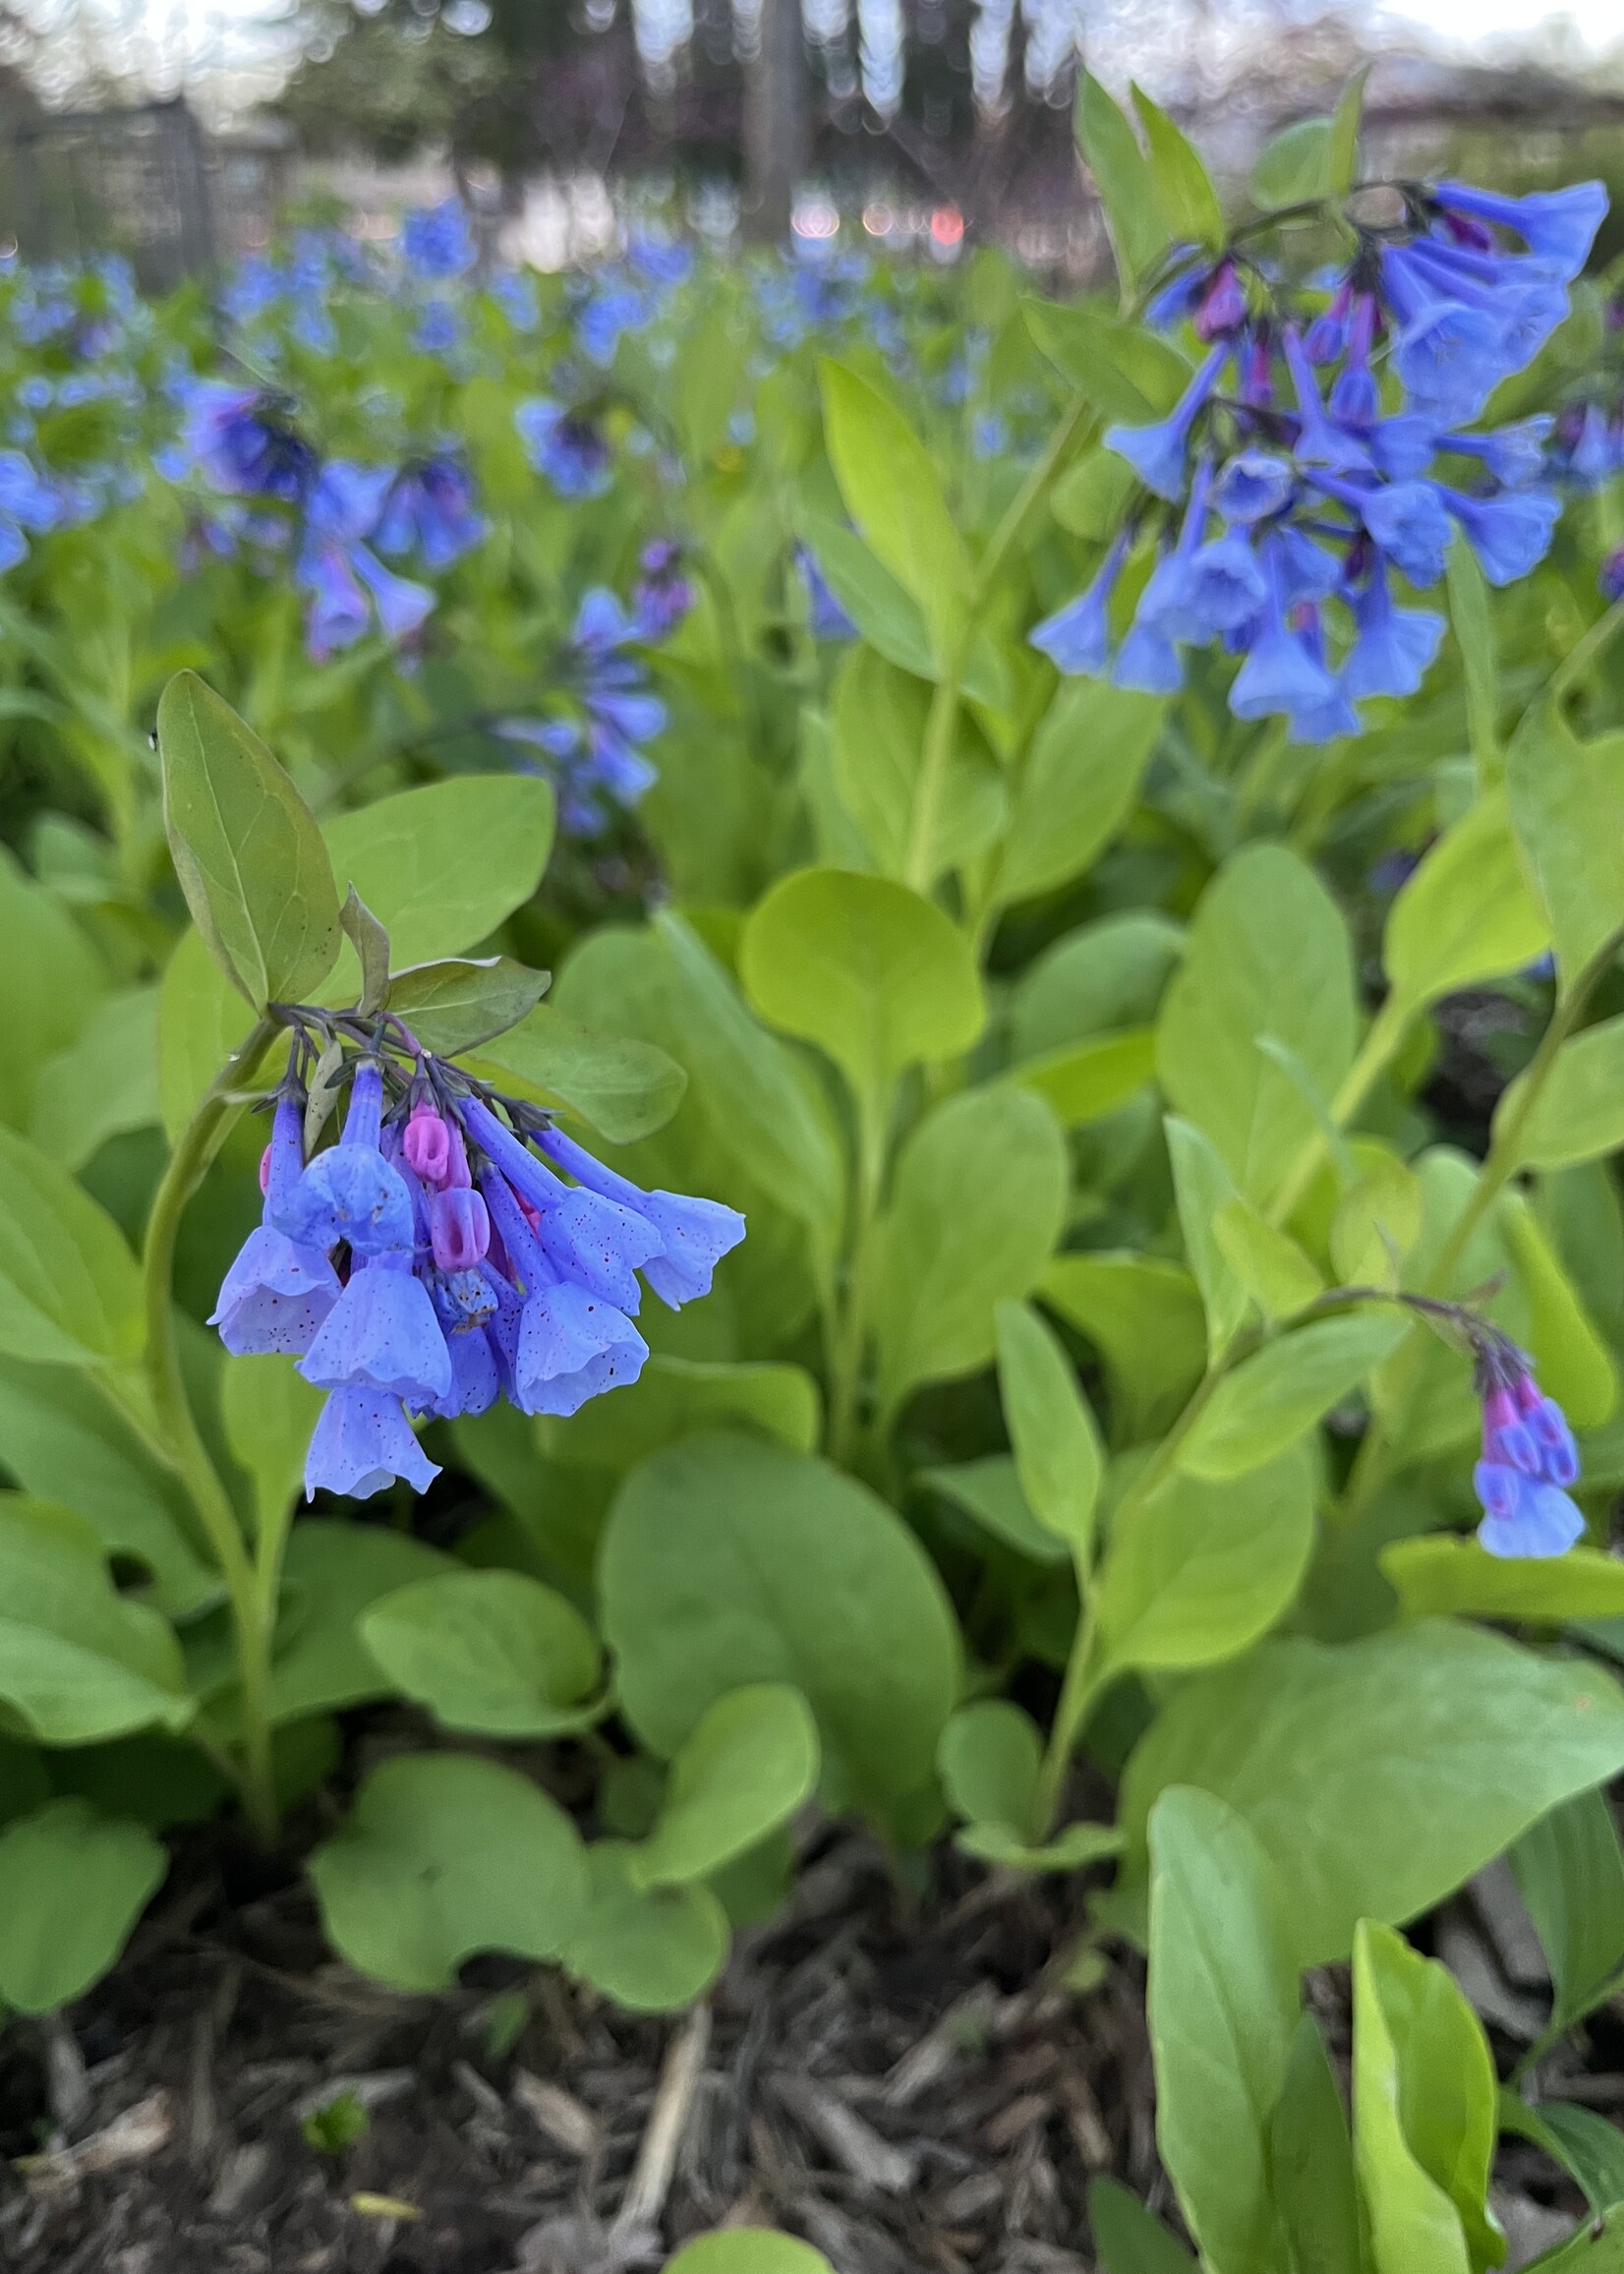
404 1102 452 1187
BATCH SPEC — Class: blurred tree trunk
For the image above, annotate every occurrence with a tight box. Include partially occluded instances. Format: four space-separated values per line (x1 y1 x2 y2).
741 0 805 242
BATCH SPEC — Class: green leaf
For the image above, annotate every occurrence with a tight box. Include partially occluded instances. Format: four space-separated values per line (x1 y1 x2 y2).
1380 1539 1624 1623
1088 2177 1198 2274
599 1432 961 1815
1272 2013 1364 2274
995 681 1165 909
0 1797 166 2012
1073 72 1170 291
667 2234 832 2274
1213 1197 1324 1321
322 773 555 969
1013 913 1185 1062
1167 1116 1252 1358
796 511 1009 710
545 1355 820 1470
1503 1016 1624 1170
1179 1313 1407 1482
957 1819 1122 1873
632 1684 819 1888
655 911 843 1243
1511 1788 1624 2036
220 1354 324 1544
740 868 984 1104
1131 85 1224 247
1117 1621 1624 1965
1503 2095 1624 2217
818 359 971 657
1040 1252 1208 1442
29 987 160 1170
873 1086 1068 1416
0 1357 213 1615
1352 1919 1500 2274
1330 1148 1422 1290
995 1299 1104 1553
1148 1788 1297 2274
829 646 1007 886
1051 446 1137 540
1250 117 1334 208
1448 539 1501 781
158 671 340 1009
924 1454 1071 1564
0 1496 193 1742
360 1571 604 1738
0 1126 144 1366
0 845 106 1135
386 958 551 1057
1158 845 1357 1204
1501 1191 1617 1427
338 884 390 1017
1507 697 1624 982
1097 1447 1315 1675
938 1698 1042 1831
468 1000 686 1145
1328 67 1367 192
156 927 261 1143
1022 298 1191 422
561 1840 728 2012
253 1521 451 1729
1519 2201 1624 2269
1009 1028 1157 1127
1383 788 1550 1016
310 1753 587 1994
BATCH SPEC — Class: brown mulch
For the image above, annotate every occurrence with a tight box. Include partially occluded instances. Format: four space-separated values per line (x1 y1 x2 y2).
0 1827 1160 2274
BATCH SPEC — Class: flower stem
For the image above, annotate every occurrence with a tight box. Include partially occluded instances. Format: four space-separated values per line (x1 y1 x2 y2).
828 1082 889 1467
143 1012 282 1844
1337 914 1624 1527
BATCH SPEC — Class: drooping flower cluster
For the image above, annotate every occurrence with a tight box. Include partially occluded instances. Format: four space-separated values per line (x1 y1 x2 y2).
211 1044 745 1502
1470 1329 1585 1559
168 381 488 658
1032 176 1607 741
493 587 670 834
514 397 613 499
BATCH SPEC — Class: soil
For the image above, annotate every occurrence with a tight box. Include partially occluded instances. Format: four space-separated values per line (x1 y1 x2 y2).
0 1802 1612 2274
0 1818 1158 2274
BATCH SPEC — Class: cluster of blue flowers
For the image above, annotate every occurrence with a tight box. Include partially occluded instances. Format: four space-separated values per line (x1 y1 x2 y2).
211 1044 745 1501
1032 176 1607 741
493 572 684 833
1470 1329 1585 1558
170 381 489 659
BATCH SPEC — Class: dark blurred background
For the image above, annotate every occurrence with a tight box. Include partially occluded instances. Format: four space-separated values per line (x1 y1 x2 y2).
3 0 1624 286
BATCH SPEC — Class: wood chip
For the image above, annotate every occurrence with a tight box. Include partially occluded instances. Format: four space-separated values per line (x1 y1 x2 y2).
512 2070 601 2158
291 2069 416 2120
612 2005 713 2238
984 2092 1052 2152
25 2090 174 2185
884 1986 999 2107
770 2072 920 2195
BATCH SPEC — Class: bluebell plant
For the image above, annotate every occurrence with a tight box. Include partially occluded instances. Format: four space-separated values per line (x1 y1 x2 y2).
493 586 669 833
1469 1326 1586 1558
1033 175 1606 739
213 1023 744 1501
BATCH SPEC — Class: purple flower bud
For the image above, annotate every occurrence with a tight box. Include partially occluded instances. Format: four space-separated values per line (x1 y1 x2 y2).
430 1187 492 1273
1600 545 1624 603
1193 262 1247 341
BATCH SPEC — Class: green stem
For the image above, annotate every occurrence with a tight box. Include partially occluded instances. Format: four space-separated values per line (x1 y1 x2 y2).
1266 994 1412 1230
902 398 1093 898
1029 1359 1229 1837
828 1083 890 1467
144 1013 282 1844
1550 594 1624 706
1338 915 1624 1527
